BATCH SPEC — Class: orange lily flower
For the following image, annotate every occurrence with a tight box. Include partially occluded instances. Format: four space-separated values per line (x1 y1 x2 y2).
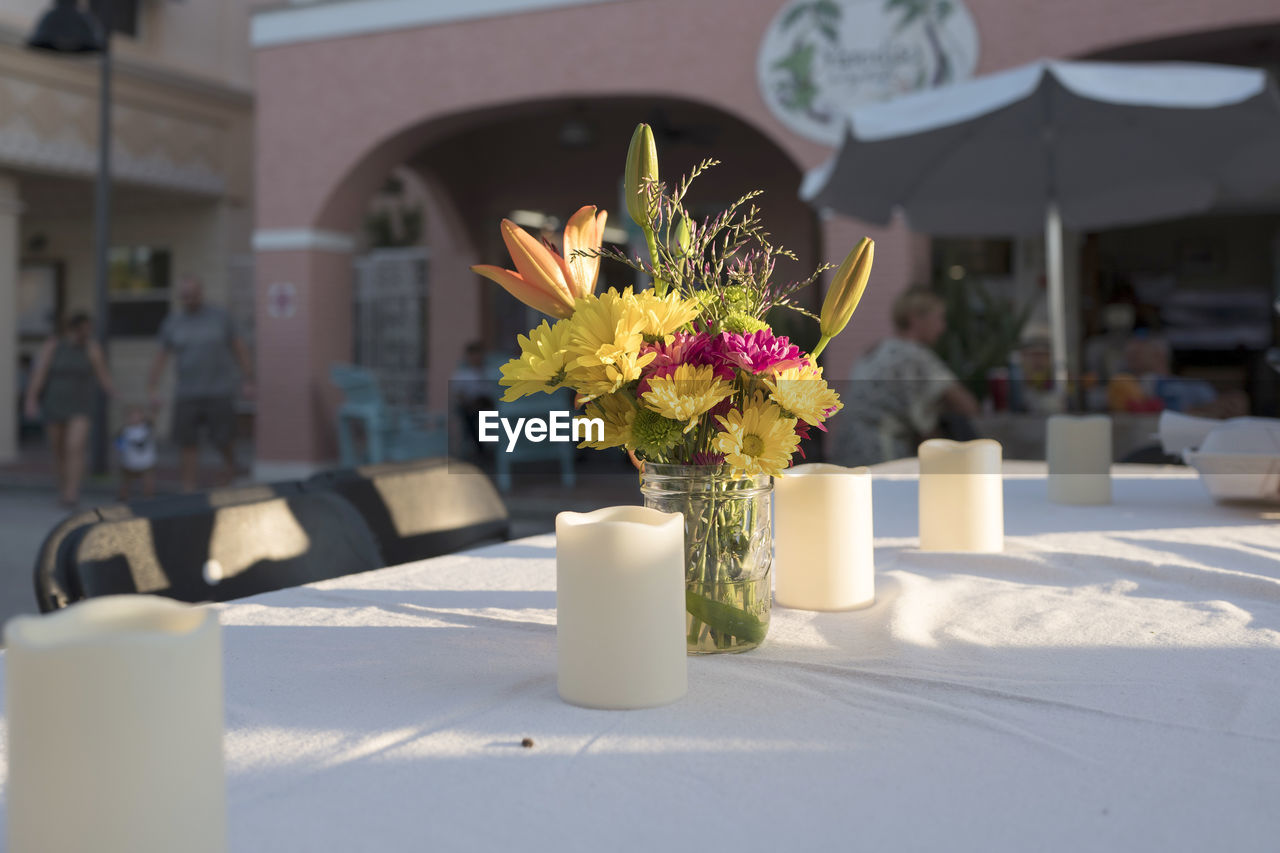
471 205 608 319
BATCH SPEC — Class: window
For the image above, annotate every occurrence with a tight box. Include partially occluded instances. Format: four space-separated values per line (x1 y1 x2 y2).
107 246 170 337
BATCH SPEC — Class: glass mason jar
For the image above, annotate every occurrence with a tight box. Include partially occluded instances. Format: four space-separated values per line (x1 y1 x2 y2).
640 463 773 654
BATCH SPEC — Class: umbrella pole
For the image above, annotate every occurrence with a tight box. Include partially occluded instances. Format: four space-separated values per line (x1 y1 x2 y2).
1045 201 1069 400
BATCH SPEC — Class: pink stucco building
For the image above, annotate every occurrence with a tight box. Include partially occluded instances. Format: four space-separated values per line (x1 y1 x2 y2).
247 0 1280 477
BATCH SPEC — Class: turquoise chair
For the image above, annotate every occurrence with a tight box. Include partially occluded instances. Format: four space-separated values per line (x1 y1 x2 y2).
494 388 576 491
330 364 448 466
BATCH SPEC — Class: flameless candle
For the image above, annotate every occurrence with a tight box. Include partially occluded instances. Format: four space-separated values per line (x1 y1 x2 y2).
1047 414 1112 505
918 439 1004 553
5 595 225 853
555 506 687 709
774 463 875 611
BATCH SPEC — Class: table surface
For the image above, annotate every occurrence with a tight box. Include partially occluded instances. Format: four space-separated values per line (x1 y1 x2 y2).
4 463 1280 852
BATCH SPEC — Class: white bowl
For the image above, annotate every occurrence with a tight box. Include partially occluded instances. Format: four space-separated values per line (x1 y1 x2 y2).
1159 412 1280 454
1199 422 1280 455
1183 450 1280 503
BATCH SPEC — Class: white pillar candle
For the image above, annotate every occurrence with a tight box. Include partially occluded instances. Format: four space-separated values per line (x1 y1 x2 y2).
774 463 875 611
5 595 225 853
1047 414 1112 505
918 439 1004 553
556 506 687 709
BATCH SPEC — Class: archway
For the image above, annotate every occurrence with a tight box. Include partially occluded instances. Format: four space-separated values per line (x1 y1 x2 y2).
253 95 822 470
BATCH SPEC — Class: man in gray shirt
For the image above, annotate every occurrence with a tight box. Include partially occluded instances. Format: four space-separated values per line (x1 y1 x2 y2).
148 276 254 491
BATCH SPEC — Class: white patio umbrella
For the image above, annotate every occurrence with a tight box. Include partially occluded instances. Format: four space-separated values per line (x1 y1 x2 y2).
801 59 1280 387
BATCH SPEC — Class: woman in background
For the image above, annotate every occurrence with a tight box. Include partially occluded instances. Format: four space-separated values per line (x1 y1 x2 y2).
834 286 979 466
24 313 115 507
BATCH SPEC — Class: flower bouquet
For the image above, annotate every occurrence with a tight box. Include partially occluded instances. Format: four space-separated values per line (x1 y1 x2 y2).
473 123 873 653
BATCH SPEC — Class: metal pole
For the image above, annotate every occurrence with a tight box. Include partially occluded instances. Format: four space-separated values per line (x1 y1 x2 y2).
90 1 112 474
1044 201 1069 397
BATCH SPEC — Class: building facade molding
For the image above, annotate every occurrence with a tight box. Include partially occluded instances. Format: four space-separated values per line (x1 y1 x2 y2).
0 72 229 196
252 0 622 48
252 228 357 253
0 25 253 108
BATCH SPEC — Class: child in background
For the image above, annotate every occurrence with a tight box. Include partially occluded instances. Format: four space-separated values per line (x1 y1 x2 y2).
117 404 157 500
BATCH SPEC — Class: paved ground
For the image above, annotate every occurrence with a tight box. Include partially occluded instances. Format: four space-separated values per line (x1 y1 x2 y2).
0 490 72 626
0 448 639 629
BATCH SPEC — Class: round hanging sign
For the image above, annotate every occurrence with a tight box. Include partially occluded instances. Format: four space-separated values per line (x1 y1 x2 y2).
757 0 980 146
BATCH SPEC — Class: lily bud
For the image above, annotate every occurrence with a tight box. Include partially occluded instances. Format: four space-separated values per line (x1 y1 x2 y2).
624 123 659 228
671 214 692 257
812 237 874 358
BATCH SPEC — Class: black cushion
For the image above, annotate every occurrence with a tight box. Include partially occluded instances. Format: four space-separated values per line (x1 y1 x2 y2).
307 457 509 566
96 481 304 522
33 509 103 612
58 491 382 606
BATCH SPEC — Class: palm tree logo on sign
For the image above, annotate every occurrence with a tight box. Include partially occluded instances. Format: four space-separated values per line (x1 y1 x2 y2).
757 0 980 145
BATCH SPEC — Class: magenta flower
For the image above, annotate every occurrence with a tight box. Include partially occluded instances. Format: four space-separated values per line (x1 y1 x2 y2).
639 331 731 393
645 331 716 371
712 329 805 374
793 421 813 459
690 451 726 466
706 397 735 422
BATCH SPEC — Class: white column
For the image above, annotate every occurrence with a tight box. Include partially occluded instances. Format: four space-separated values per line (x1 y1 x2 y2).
0 172 21 463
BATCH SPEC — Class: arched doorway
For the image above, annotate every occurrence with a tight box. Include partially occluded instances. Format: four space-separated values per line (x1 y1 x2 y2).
254 95 822 471
408 96 823 351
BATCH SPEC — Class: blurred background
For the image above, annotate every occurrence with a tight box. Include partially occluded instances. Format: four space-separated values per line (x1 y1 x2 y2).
3 0 1280 618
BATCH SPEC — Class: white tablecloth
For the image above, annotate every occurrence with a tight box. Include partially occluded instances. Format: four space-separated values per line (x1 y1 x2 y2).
3 464 1280 851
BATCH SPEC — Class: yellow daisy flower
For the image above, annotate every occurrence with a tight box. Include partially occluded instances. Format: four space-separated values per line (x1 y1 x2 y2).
714 396 800 477
634 290 701 340
763 363 843 426
565 288 654 400
498 319 573 401
641 364 735 432
576 392 636 450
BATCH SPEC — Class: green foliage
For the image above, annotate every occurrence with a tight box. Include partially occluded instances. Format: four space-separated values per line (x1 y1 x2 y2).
885 0 951 32
782 0 841 37
933 276 1033 398
632 407 684 459
775 0 842 112
586 158 829 328
773 42 817 81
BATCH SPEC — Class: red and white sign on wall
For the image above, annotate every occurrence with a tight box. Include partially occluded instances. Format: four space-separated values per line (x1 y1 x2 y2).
266 281 298 319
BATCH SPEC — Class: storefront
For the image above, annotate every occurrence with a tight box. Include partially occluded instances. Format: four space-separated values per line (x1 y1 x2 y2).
0 0 254 463
249 0 1280 475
